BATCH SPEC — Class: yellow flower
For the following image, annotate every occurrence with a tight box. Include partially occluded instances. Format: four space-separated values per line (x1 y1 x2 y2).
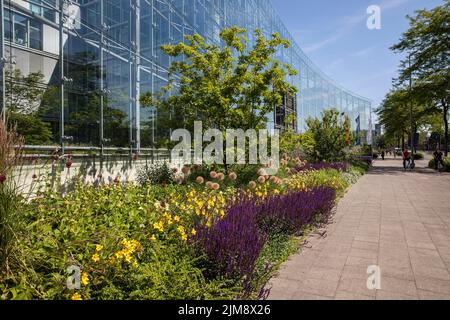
153 221 164 232
191 229 197 236
81 272 89 286
95 244 103 252
181 234 188 241
150 234 156 241
174 215 181 222
108 256 116 266
71 292 82 300
92 253 100 262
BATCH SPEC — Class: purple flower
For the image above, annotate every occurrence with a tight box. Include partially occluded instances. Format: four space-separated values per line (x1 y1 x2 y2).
193 186 337 297
294 162 348 173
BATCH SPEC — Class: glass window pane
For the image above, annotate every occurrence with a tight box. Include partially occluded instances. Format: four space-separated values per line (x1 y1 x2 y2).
14 14 28 46
30 20 42 50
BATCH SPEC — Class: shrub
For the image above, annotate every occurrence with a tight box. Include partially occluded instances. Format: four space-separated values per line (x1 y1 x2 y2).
414 152 424 160
136 162 174 186
0 118 24 273
429 156 450 172
0 183 238 300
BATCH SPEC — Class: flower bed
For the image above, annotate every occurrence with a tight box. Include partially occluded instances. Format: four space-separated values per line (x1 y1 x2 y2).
0 161 365 300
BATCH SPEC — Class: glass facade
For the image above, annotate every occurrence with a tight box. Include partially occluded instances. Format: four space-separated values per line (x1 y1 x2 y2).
0 0 372 150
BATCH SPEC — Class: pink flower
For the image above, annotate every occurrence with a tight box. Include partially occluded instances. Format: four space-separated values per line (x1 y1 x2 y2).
210 171 218 179
212 183 220 190
217 173 225 181
269 176 278 184
258 176 266 184
182 166 191 175
248 181 257 189
229 172 237 181
257 168 267 176
196 176 205 184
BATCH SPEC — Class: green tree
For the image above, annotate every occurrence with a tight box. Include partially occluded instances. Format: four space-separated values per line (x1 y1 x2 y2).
377 88 429 150
305 109 351 162
391 1 450 154
141 26 297 140
280 114 315 159
4 67 54 145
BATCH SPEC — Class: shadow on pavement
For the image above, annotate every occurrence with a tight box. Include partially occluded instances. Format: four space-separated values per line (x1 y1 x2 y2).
368 159 444 176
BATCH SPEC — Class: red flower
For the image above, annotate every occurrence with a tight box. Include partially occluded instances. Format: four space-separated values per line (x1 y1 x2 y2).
66 160 73 169
32 174 38 180
0 174 6 183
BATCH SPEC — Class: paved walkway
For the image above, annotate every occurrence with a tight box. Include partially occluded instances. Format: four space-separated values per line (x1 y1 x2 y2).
268 157 450 300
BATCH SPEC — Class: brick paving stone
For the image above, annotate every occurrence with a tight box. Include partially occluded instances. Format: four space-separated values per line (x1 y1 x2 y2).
268 158 450 300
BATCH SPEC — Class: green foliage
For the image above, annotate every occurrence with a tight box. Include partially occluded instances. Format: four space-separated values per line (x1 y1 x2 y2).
7 112 53 145
0 183 238 300
0 119 24 273
141 26 297 145
5 68 46 115
280 115 315 161
305 109 352 162
136 162 175 186
414 152 425 160
429 156 450 172
0 159 365 300
391 1 450 155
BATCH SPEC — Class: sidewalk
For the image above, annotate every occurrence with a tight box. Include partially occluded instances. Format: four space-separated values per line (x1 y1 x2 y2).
268 158 450 300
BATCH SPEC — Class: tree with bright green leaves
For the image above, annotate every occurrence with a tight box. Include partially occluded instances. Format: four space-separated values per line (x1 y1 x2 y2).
280 114 315 159
305 109 352 162
377 89 411 149
391 1 450 155
140 26 297 145
377 88 433 150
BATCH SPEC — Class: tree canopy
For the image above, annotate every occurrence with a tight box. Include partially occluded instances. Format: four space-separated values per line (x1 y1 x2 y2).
390 1 450 154
140 26 297 143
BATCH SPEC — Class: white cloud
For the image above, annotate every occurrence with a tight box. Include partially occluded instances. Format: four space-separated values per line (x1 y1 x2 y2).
352 46 375 57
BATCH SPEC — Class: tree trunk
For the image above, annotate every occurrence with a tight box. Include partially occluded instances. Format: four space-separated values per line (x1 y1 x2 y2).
444 101 449 157
402 132 405 150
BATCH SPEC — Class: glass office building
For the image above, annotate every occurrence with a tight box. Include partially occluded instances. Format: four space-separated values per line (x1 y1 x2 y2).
0 0 372 150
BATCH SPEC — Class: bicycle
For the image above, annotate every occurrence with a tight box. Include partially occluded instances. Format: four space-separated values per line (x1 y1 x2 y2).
404 159 415 171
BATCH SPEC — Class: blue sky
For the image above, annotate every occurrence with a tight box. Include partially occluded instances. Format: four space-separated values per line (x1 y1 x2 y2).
270 0 444 111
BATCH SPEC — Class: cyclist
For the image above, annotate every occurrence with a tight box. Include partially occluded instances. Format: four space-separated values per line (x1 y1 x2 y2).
433 148 444 171
403 148 412 170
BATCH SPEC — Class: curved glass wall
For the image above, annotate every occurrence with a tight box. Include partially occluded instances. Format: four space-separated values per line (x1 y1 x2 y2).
0 0 372 149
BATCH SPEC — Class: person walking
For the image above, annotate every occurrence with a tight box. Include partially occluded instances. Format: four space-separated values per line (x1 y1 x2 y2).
403 148 412 170
381 150 385 161
433 148 444 171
